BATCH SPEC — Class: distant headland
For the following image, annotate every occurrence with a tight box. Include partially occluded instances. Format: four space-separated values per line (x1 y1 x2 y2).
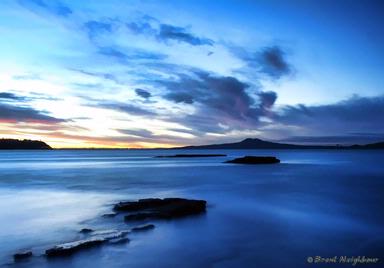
177 138 384 150
0 139 51 150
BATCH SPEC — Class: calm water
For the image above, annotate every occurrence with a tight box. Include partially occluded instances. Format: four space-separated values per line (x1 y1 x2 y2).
0 149 383 267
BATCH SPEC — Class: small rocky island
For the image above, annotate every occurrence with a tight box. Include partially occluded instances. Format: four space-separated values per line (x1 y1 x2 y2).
225 156 280 164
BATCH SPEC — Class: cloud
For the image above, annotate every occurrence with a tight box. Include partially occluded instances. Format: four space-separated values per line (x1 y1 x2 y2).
71 68 120 84
18 0 72 17
135 88 151 99
258 91 278 109
0 92 26 101
0 102 65 123
96 101 156 116
165 92 194 104
157 24 214 46
127 17 214 46
84 20 116 39
158 71 277 133
118 128 154 138
0 92 60 102
231 45 292 79
98 47 167 62
258 46 291 78
277 95 384 135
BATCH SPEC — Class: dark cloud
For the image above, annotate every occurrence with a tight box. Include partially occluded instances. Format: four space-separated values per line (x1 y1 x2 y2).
277 95 384 135
165 92 194 104
231 45 292 79
135 88 151 99
126 21 157 35
126 17 213 46
0 92 60 102
0 92 26 101
117 128 154 138
258 46 291 78
19 0 72 17
157 71 276 133
0 102 65 123
157 24 214 46
258 91 278 109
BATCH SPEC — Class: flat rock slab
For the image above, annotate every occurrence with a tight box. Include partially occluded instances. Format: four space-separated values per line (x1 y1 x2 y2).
225 156 280 164
155 154 226 158
114 198 206 221
45 230 128 257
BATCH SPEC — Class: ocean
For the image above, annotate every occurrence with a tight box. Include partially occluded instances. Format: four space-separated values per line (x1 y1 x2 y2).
0 149 383 267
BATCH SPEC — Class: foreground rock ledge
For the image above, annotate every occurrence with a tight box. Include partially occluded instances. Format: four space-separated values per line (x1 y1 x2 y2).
114 198 207 220
45 230 128 257
225 156 280 164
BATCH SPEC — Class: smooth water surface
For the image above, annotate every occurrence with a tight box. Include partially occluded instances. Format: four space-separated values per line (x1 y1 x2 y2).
0 149 383 267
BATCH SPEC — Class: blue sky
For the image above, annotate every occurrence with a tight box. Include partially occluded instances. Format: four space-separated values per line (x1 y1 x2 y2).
0 0 383 147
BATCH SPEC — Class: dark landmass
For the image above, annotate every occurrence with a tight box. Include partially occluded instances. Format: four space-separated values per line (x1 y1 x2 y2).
114 198 207 221
0 139 51 150
177 138 384 150
155 154 226 158
225 156 280 164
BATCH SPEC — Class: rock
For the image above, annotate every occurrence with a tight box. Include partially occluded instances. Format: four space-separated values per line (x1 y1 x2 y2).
225 156 280 164
131 224 155 232
13 251 32 260
155 154 226 158
115 198 206 221
45 230 128 257
46 238 104 257
79 228 93 233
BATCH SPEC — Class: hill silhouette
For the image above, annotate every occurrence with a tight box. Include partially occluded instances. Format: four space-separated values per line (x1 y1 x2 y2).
0 139 51 150
179 138 384 150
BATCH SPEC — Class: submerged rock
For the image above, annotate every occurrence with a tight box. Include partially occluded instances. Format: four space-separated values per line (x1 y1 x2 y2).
114 198 206 221
45 230 128 257
225 156 280 164
13 251 32 261
155 154 226 158
79 228 93 233
131 224 155 232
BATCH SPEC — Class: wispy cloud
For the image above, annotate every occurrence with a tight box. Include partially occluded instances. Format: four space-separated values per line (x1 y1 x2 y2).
127 16 214 46
18 0 72 17
135 88 151 99
0 102 65 123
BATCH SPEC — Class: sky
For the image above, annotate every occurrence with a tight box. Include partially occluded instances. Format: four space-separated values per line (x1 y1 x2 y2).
0 0 383 148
